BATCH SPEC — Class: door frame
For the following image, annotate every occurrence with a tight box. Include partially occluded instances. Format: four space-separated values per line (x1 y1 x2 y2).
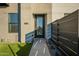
34 14 46 38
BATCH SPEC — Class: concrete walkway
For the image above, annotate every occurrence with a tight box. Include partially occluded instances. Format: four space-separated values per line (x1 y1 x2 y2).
29 38 50 56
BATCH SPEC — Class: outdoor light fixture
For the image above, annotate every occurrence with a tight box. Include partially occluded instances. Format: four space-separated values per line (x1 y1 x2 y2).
0 3 9 8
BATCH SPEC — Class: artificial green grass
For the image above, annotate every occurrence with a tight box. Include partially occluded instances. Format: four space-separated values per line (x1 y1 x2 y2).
0 43 13 56
8 43 19 56
0 43 32 56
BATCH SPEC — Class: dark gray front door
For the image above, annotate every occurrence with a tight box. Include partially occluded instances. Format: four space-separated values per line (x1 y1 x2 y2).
35 15 45 38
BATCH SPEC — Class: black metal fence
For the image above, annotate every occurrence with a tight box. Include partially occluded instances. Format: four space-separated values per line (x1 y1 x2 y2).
52 10 79 56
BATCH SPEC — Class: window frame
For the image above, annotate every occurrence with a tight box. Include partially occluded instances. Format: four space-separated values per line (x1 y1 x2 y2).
8 13 18 33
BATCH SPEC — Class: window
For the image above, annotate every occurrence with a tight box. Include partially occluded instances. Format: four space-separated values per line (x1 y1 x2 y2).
8 13 18 33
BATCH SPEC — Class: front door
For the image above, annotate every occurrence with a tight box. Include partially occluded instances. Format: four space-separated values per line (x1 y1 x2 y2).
35 15 45 38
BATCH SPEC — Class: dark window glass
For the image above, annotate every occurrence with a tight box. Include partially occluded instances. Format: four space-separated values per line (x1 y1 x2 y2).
8 13 18 33
36 16 43 35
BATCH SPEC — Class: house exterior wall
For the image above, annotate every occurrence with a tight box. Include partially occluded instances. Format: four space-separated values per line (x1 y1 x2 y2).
0 3 18 43
21 3 52 42
0 3 52 43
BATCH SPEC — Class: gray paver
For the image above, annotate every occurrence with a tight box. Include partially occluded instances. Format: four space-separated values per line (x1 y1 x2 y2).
29 38 50 56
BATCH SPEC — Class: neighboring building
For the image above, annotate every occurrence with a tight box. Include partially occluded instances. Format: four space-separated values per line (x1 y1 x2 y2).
0 3 52 43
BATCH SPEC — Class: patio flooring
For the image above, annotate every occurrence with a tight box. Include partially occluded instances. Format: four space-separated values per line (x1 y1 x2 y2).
29 38 50 56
